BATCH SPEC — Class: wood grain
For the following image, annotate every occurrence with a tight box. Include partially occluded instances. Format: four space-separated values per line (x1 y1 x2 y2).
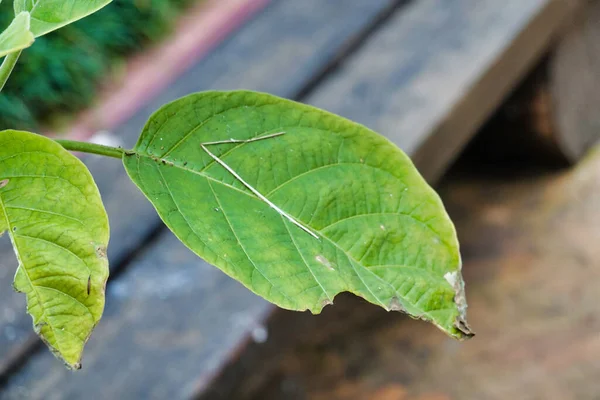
548 0 600 161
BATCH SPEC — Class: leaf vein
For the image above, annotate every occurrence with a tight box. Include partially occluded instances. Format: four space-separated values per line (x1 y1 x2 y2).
14 233 91 275
207 179 296 306
281 217 333 304
35 285 93 323
6 205 85 226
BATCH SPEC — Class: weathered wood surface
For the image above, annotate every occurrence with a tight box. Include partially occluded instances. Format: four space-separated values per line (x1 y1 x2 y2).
543 0 600 162
0 0 398 394
307 0 581 183
439 62 571 168
457 0 600 167
0 0 585 397
227 146 600 400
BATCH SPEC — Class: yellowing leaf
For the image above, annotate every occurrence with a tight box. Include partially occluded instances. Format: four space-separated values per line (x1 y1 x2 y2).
124 91 473 339
0 130 110 369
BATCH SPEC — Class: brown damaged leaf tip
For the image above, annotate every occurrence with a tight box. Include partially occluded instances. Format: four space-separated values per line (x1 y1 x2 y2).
444 270 474 339
455 318 475 339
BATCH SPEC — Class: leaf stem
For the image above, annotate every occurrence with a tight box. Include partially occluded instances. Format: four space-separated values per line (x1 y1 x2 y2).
55 139 125 159
0 51 22 92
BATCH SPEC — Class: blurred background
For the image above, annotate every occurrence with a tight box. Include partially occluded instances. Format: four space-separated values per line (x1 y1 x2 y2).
1 0 600 399
0 0 193 131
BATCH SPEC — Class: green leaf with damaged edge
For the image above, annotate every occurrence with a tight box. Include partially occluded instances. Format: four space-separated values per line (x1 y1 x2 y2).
0 11 34 58
0 130 110 369
123 91 474 339
14 0 112 37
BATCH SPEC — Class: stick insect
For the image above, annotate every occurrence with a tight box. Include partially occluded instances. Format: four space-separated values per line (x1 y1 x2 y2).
200 132 320 240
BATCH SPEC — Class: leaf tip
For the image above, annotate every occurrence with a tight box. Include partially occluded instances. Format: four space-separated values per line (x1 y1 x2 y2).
444 270 474 340
454 318 475 340
34 322 84 370
67 362 83 371
57 352 83 371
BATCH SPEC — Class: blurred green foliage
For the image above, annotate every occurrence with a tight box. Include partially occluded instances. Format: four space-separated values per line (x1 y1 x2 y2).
0 0 193 131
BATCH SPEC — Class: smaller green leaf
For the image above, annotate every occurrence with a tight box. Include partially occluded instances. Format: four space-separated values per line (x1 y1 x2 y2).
14 0 112 37
0 130 110 369
0 12 34 58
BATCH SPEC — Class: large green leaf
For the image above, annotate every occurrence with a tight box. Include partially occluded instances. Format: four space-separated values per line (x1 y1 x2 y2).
14 0 112 37
123 91 473 339
0 130 110 369
0 11 34 58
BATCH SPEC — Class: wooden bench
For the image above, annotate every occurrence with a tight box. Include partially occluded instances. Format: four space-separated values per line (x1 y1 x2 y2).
0 0 590 398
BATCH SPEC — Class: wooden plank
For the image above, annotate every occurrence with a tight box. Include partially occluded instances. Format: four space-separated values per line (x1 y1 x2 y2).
0 0 397 391
225 147 600 400
307 0 581 183
535 0 600 162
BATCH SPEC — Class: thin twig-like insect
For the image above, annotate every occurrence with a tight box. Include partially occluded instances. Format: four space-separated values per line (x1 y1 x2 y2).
201 132 319 239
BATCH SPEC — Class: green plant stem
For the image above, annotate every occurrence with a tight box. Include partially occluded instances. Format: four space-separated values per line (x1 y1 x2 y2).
0 51 22 92
55 139 125 159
